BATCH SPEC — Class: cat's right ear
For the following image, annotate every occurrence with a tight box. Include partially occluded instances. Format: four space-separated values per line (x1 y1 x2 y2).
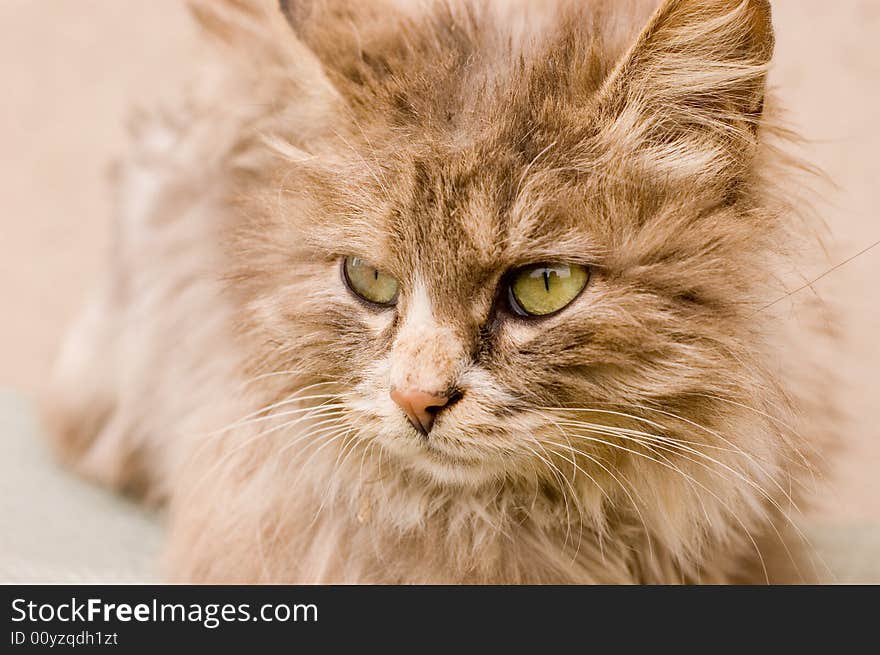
278 0 321 34
279 0 368 74
278 0 421 90
187 0 349 100
279 1 383 66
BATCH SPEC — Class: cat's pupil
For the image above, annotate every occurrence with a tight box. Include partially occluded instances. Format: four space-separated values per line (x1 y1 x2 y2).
543 269 551 292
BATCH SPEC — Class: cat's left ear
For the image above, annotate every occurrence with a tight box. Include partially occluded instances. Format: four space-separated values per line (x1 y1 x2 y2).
597 0 775 163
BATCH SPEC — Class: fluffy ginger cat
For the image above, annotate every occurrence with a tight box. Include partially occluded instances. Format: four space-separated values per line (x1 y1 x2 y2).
44 0 835 583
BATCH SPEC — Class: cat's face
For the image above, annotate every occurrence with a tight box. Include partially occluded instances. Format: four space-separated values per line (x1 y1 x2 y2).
229 0 781 488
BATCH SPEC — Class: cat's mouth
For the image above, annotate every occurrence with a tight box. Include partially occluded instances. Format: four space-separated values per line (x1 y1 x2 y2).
420 442 484 467
379 431 508 486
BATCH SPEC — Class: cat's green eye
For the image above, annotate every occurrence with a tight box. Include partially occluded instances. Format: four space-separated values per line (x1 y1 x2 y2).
508 263 589 317
343 256 399 306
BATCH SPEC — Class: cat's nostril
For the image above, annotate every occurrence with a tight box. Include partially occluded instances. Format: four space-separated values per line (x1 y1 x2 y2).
445 389 464 407
425 391 462 416
390 387 460 436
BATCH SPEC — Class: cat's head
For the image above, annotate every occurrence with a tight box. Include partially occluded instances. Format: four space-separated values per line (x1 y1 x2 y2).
215 0 792 494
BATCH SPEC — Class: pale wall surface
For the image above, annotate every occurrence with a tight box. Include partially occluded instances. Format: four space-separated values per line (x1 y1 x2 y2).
0 1 878 523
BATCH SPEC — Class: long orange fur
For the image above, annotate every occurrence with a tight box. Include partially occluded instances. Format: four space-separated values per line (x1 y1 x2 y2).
43 0 837 583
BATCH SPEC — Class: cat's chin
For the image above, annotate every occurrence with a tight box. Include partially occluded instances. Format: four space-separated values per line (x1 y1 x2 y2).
411 454 503 487
381 437 504 487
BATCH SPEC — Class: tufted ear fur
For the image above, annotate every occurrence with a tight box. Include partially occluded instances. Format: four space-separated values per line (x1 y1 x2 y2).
594 0 775 177
279 0 422 85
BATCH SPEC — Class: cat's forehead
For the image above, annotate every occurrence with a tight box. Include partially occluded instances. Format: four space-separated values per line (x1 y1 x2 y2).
368 136 608 301
295 1 664 284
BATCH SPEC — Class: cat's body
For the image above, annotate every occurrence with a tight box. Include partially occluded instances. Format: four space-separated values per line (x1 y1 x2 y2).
44 0 835 583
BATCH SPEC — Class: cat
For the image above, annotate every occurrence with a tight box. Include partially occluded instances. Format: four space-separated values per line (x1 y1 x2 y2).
42 0 837 583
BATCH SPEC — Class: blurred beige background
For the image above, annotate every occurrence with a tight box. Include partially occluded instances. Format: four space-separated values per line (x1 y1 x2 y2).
0 1 877 523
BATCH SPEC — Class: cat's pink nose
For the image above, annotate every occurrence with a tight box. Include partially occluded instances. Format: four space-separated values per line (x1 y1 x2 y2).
390 387 452 435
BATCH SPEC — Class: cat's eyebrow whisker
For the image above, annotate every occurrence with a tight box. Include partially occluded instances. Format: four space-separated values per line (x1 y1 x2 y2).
345 111 394 194
753 236 880 314
515 140 558 198
329 128 393 202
